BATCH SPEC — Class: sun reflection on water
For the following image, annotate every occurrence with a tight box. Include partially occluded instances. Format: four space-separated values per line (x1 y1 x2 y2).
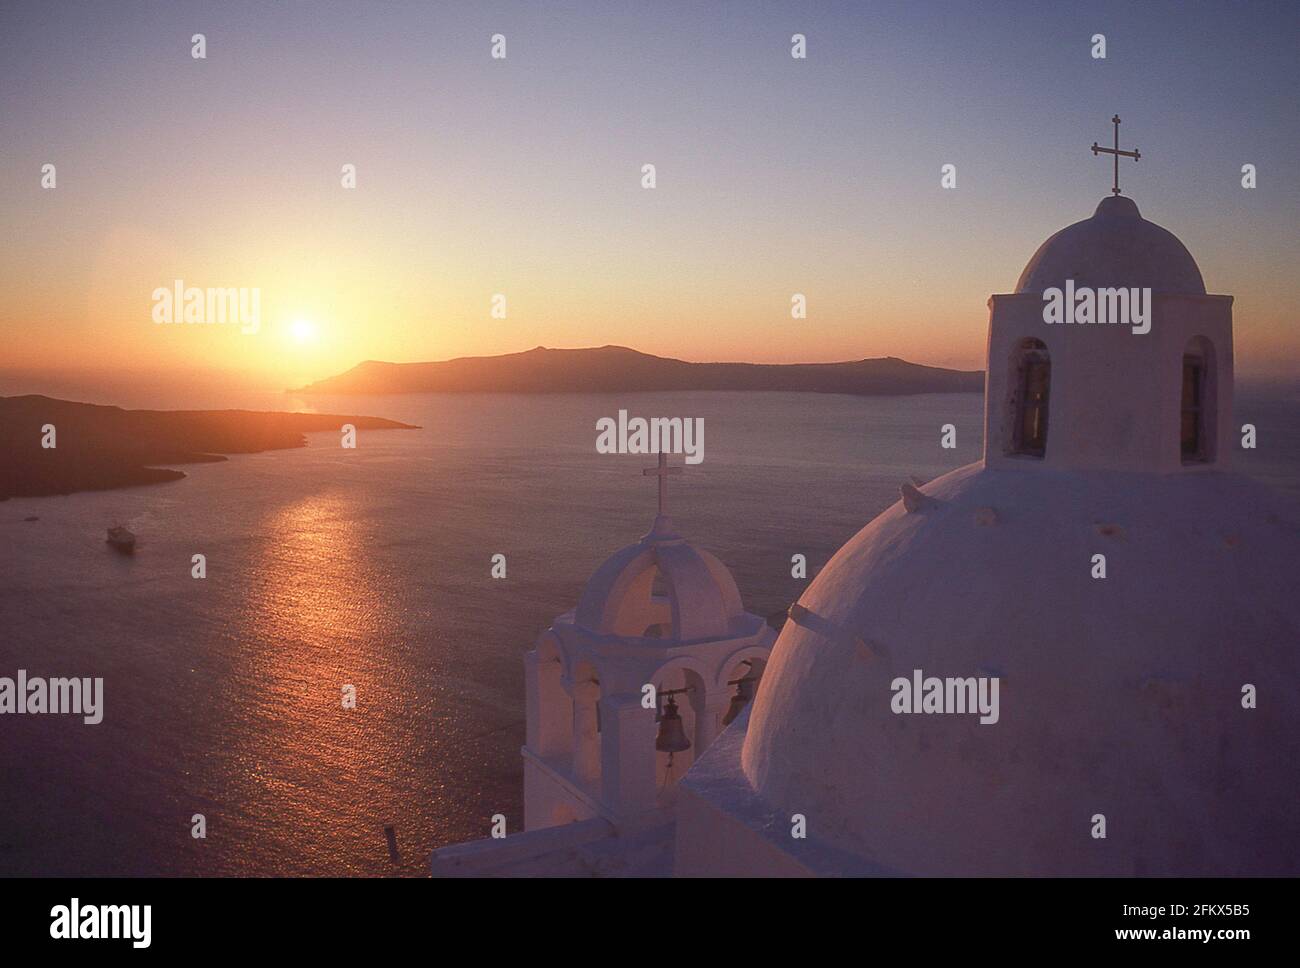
208 491 418 874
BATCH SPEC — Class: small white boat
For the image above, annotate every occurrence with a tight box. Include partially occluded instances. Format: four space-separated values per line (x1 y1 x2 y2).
106 526 136 554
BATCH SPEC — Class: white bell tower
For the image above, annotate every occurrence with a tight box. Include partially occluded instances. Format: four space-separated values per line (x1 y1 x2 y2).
522 454 775 831
985 121 1233 475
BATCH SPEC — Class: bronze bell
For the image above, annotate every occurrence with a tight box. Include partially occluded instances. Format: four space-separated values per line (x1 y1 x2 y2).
655 696 691 753
722 674 757 726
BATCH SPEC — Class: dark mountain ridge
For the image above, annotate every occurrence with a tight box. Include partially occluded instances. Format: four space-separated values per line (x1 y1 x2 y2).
0 395 416 499
292 345 983 396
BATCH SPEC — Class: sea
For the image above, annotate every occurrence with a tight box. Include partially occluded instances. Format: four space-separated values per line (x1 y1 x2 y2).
1 385 1297 875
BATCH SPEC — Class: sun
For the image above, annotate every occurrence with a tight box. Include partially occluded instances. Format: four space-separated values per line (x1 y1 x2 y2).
289 319 317 344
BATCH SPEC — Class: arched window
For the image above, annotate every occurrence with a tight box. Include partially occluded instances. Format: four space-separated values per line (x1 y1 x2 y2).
1181 337 1216 464
1008 338 1050 458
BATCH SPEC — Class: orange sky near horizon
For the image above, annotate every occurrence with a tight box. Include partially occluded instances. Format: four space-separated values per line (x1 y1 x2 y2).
3 191 1294 391
2 2 1296 394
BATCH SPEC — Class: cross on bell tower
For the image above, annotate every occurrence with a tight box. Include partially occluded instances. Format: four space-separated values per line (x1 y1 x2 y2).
642 451 682 517
1091 115 1141 196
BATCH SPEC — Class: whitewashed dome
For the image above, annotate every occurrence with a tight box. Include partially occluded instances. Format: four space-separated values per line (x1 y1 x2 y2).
734 198 1300 874
1016 195 1206 294
575 515 747 643
741 463 1300 875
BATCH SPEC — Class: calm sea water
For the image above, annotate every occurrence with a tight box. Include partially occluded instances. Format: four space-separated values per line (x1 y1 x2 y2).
1 387 1296 875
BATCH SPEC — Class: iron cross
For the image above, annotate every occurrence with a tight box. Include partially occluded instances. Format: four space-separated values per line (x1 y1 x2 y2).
642 451 682 516
1091 115 1140 196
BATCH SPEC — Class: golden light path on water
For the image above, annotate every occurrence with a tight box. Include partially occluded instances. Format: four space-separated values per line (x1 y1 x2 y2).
208 491 422 874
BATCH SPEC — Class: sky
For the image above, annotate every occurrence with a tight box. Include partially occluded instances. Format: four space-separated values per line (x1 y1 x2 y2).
1 0 1297 396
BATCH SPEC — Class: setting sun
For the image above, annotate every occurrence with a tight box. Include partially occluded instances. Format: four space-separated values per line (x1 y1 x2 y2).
289 319 318 345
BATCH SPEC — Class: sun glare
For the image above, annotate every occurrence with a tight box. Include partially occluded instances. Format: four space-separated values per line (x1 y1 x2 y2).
290 319 317 344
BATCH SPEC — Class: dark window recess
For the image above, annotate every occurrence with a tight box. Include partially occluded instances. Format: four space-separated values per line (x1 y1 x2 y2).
1013 355 1050 457
1181 355 1206 461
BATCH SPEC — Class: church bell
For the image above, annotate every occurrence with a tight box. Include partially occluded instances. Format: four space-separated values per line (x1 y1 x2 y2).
722 673 757 726
654 696 691 753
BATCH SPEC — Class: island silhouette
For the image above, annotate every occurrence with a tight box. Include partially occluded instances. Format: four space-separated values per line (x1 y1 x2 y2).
0 395 417 499
291 345 983 397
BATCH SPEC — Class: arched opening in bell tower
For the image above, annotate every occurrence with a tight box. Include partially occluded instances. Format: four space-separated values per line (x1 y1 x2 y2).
569 661 603 794
1181 336 1217 465
642 568 674 638
1007 338 1051 458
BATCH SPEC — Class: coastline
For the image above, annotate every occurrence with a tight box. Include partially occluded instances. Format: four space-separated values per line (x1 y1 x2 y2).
0 394 419 500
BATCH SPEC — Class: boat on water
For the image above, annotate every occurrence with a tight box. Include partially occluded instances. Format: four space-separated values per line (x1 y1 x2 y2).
106 526 136 553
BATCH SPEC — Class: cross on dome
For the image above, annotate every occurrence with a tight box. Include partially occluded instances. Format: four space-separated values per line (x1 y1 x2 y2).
1091 114 1140 196
642 451 683 516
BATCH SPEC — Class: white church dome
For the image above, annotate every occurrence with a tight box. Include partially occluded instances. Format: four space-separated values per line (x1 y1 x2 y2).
725 198 1300 876
1016 195 1206 295
575 515 748 643
742 464 1300 874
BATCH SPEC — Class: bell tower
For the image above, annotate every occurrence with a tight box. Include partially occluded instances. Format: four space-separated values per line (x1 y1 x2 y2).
522 455 775 831
985 125 1233 474
987 120 1232 475
984 195 1234 474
